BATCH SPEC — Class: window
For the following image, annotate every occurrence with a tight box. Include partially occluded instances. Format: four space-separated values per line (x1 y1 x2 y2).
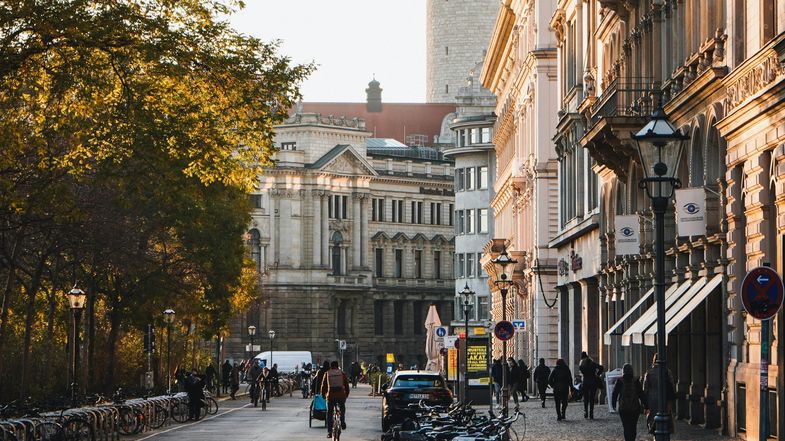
414 250 422 279
246 229 261 271
393 375 444 388
329 195 347 219
477 253 484 277
374 301 384 335
448 204 454 226
391 199 404 223
456 253 465 277
433 251 441 279
480 127 491 143
445 46 449 55
456 169 465 191
471 128 479 144
280 141 296 150
331 231 343 275
466 167 476 190
372 198 386 221
375 248 384 277
456 210 465 234
477 296 489 320
436 203 442 225
394 301 404 335
410 201 423 224
395 249 403 278
417 202 422 224
478 208 488 233
445 84 449 94
249 194 262 209
466 253 475 277
478 166 488 189
465 209 475 234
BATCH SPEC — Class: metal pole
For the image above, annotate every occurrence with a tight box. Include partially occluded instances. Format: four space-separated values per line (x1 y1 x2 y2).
463 301 471 403
270 337 273 369
652 197 671 441
760 318 770 441
501 287 508 418
249 335 254 360
166 324 172 394
71 309 81 408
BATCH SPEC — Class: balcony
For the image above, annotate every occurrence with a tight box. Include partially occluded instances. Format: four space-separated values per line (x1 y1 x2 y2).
580 78 657 179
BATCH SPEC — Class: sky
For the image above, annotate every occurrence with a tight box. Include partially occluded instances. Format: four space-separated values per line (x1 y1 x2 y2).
227 0 426 103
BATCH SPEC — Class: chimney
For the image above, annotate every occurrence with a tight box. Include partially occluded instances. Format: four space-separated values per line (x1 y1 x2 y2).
366 77 382 112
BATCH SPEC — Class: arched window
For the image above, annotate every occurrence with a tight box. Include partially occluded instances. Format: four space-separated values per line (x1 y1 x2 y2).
247 229 261 272
705 122 725 186
689 129 704 187
331 231 343 275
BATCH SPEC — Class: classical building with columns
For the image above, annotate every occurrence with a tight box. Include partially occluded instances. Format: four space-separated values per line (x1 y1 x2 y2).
480 0 560 364
544 0 785 438
226 110 457 369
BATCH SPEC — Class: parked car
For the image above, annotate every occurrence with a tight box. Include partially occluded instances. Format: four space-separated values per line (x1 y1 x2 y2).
381 370 452 431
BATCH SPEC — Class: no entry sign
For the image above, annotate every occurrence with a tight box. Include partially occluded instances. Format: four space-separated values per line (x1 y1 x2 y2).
741 266 784 320
494 321 515 341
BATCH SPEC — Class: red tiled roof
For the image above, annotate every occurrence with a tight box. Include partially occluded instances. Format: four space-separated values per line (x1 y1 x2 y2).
299 102 456 143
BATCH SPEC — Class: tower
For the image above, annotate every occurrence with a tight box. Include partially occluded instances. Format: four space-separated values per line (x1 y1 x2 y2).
426 0 498 103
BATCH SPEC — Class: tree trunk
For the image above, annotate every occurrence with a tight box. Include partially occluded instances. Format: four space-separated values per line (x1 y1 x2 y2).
20 260 45 398
0 234 21 384
105 290 121 392
86 274 96 393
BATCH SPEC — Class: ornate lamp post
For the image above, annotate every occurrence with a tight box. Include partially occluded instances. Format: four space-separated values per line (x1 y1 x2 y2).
460 284 475 404
633 107 687 441
67 287 87 408
163 308 176 394
268 330 276 369
491 247 517 417
248 325 257 360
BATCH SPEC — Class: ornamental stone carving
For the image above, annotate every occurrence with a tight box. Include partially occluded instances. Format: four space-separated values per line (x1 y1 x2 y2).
725 51 785 112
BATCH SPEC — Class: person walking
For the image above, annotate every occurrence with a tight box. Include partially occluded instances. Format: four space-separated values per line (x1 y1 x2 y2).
612 363 646 441
314 360 330 396
517 359 530 401
507 358 522 410
248 359 263 404
349 361 361 389
229 363 240 399
643 353 676 434
491 359 503 406
321 360 350 438
221 359 232 395
533 358 550 408
548 359 573 421
205 363 217 393
185 371 205 420
578 351 600 419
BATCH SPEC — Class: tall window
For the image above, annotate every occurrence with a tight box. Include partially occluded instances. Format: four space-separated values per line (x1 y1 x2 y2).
391 199 404 223
374 301 384 335
410 201 423 224
329 195 348 219
249 194 262 209
414 250 422 279
331 231 343 275
457 210 465 234
247 229 261 271
466 253 475 277
394 249 403 278
433 251 441 279
394 301 404 335
456 169 465 191
477 296 489 320
456 254 465 277
477 253 484 277
466 167 476 190
372 198 386 221
448 204 454 226
465 209 475 234
478 166 488 189
480 127 491 143
280 141 297 150
436 203 442 224
478 208 488 233
375 248 384 277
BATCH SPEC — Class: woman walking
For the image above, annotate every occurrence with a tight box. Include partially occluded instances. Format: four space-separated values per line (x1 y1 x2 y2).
612 364 646 441
548 359 573 421
533 358 550 408
578 351 600 419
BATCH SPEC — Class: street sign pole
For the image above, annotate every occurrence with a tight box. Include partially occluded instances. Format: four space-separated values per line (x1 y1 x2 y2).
760 318 769 441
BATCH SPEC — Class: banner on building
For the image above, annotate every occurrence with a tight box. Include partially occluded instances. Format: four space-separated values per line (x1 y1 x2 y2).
447 348 458 381
675 188 706 237
615 215 640 255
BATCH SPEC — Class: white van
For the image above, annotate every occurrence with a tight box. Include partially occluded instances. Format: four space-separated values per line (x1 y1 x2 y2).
254 351 313 374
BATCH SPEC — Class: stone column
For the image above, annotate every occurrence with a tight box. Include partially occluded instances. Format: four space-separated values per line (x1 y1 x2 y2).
676 319 692 420
580 277 600 360
321 194 329 266
689 302 707 425
360 196 368 268
704 290 722 429
270 193 278 267
313 192 322 267
569 283 583 370
352 195 361 269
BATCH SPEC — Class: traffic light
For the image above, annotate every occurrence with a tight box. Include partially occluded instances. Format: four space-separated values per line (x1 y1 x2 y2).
144 324 156 353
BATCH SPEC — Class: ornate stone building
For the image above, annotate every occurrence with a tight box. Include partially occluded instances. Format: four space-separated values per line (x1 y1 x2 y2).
480 0 560 363
225 111 456 369
546 0 785 438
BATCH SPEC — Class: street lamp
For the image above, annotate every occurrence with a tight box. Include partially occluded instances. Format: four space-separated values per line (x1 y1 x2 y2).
248 325 257 360
492 247 517 417
268 330 275 369
163 308 176 394
460 284 475 404
632 107 687 441
67 287 87 408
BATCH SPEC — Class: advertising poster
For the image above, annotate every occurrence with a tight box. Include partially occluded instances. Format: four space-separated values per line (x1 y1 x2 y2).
447 348 458 381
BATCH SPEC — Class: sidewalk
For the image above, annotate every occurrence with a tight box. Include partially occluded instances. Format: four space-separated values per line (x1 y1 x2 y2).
510 397 740 441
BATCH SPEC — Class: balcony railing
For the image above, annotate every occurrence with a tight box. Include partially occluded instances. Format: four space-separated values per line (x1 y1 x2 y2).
589 78 657 128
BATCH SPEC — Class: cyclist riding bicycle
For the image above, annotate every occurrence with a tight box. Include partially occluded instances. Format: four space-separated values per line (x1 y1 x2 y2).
320 361 349 438
300 363 312 398
257 367 274 406
248 360 263 404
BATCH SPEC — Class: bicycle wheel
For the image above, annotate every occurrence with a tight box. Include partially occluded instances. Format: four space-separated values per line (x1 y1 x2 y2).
34 421 64 441
117 407 139 435
206 398 218 415
171 402 190 423
332 412 341 441
149 403 168 429
62 417 95 441
0 424 19 441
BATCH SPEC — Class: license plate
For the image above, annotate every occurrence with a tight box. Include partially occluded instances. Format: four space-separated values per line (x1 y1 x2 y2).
409 393 429 400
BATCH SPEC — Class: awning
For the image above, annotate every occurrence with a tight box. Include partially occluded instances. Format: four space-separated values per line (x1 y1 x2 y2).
643 277 707 346
603 287 655 345
644 274 724 347
622 279 691 346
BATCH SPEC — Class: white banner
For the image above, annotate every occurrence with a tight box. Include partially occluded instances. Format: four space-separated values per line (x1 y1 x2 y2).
615 215 640 255
675 188 706 237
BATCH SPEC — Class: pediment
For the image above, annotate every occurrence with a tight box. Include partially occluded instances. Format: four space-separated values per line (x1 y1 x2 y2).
315 145 378 176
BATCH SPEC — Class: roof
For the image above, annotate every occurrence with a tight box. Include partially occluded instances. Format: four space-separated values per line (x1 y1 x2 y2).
367 138 408 148
300 102 456 142
367 138 446 161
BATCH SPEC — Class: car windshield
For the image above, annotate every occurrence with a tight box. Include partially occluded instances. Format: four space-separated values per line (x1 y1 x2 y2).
393 375 444 388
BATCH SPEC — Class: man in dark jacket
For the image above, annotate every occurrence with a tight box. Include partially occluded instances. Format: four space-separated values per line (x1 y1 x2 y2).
314 361 330 396
491 359 503 406
221 360 232 395
548 359 573 421
321 361 350 436
533 358 550 408
517 359 530 400
205 363 216 393
185 371 205 421
578 351 600 419
349 362 361 388
507 358 522 409
612 363 646 441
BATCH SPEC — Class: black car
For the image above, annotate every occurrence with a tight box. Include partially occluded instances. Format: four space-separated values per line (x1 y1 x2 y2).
381 370 453 431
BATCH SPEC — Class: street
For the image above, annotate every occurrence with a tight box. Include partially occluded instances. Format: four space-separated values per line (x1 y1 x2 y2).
131 384 382 441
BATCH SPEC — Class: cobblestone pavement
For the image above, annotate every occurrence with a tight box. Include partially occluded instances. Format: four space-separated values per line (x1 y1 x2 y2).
509 396 740 441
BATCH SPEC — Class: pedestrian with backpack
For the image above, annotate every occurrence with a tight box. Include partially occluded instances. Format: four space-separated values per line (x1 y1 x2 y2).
612 363 646 441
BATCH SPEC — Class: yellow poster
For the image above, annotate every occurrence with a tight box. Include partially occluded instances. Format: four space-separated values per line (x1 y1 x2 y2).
473 327 486 335
447 348 458 381
467 345 487 373
386 353 395 363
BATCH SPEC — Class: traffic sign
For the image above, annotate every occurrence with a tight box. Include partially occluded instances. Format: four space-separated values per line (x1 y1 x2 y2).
494 321 515 341
444 335 458 349
512 320 526 331
338 340 347 350
435 326 448 338
741 266 784 320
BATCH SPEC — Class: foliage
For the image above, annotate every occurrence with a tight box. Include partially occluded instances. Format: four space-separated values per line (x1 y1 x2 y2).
0 0 312 400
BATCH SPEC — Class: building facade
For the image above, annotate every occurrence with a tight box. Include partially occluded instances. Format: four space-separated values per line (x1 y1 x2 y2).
545 0 785 438
226 112 457 368
426 0 499 103
481 0 560 364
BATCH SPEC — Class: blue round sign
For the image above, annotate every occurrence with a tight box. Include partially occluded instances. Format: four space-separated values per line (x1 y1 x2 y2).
494 321 515 341
741 267 784 320
435 327 447 338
